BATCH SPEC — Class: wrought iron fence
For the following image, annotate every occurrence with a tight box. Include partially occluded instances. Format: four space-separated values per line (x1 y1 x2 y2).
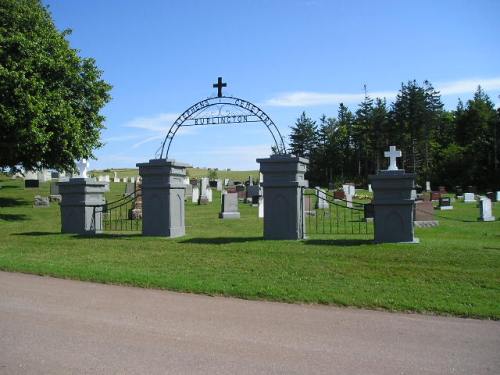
302 187 373 236
91 188 142 232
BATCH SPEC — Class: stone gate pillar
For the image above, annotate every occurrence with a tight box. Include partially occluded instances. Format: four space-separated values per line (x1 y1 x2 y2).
59 178 107 235
368 146 418 243
256 154 309 240
137 159 190 237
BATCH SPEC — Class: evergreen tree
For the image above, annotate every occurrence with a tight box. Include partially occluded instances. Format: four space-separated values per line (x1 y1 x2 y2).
289 111 318 158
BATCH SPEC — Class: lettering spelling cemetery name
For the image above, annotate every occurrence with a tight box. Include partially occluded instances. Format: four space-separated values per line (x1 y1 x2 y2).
176 98 275 127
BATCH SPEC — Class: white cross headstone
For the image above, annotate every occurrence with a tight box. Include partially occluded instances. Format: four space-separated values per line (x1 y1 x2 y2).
77 159 89 178
384 146 402 171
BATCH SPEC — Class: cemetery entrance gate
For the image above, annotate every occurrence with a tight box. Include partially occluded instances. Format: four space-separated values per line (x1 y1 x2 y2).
301 187 374 238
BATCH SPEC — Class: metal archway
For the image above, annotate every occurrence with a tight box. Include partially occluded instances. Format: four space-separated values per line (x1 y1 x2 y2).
156 96 286 159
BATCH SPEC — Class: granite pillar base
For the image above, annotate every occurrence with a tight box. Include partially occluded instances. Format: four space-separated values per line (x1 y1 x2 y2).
58 178 107 235
369 170 418 244
137 159 190 237
257 154 309 240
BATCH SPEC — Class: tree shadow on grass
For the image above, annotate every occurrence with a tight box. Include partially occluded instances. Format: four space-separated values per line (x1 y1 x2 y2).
0 197 28 207
180 237 263 244
0 214 28 222
14 231 143 239
304 239 374 247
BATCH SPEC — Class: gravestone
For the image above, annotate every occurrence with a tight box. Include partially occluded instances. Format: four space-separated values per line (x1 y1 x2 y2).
334 190 345 200
125 183 135 197
455 186 464 198
431 192 441 201
343 183 355 197
247 185 260 200
199 177 210 204
224 178 229 186
247 175 253 186
368 184 372 193
346 193 353 208
258 172 264 218
129 179 143 220
37 169 52 182
304 196 315 216
251 195 259 206
425 181 431 191
137 159 190 237
496 191 500 202
49 182 62 202
438 197 453 210
410 189 417 201
216 179 223 191
219 192 240 219
130 176 135 184
206 187 213 202
192 186 200 203
463 192 475 203
185 184 193 201
257 154 308 240
34 195 50 207
316 188 329 209
24 179 39 188
369 146 418 243
479 197 495 221
113 172 120 183
414 201 439 227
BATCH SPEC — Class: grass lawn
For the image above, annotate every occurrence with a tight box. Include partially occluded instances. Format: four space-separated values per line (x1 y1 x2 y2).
1 176 499 319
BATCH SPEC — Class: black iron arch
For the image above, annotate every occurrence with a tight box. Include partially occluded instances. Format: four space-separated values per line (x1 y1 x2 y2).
156 96 286 159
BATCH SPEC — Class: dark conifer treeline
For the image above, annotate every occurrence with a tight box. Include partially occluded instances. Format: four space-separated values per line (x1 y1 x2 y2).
288 81 500 189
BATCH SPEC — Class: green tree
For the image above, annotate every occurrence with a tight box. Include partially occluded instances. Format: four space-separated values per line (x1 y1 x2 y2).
289 111 318 158
389 80 443 182
0 0 111 172
455 87 499 187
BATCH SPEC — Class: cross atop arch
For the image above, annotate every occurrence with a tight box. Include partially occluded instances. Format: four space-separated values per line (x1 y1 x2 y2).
212 77 227 97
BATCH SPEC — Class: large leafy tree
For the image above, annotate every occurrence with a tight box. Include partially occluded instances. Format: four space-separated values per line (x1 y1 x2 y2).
0 0 111 172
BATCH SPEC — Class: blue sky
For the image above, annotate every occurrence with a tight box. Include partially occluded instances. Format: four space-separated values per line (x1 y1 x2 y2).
44 0 500 170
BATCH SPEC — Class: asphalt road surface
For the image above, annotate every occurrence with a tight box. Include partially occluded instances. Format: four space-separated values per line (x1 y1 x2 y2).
1 271 499 374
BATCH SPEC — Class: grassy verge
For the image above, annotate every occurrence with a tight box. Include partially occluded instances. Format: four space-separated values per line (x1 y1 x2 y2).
0 176 499 319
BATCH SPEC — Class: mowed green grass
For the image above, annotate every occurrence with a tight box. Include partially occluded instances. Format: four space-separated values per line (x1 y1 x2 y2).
1 176 499 319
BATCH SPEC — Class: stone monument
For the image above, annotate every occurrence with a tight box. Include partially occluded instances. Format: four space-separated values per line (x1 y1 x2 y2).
479 197 495 222
58 159 107 235
219 192 240 219
256 154 308 240
137 159 190 237
369 146 418 243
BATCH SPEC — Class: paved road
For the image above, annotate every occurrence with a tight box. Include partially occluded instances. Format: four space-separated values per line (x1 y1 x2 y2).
0 271 499 374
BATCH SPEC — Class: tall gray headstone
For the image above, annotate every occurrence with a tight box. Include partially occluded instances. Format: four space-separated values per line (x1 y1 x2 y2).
137 159 190 237
58 178 107 235
219 192 240 219
257 154 309 240
368 146 418 243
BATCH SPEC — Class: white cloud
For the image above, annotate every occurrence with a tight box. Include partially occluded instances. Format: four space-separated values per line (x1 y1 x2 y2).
124 113 180 132
264 77 500 107
437 77 500 95
122 112 198 149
